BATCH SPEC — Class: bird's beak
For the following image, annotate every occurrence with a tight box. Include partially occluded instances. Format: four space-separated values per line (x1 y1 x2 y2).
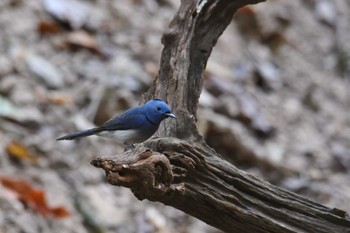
165 112 176 118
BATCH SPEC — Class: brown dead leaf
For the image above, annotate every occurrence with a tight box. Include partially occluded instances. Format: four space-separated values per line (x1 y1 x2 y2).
65 30 102 55
35 89 74 106
43 92 74 105
262 31 288 53
48 94 74 105
236 5 256 15
38 21 61 35
6 141 38 163
234 6 261 39
0 176 70 218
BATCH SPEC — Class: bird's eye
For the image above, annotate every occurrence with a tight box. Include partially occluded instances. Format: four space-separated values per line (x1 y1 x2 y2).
157 106 161 111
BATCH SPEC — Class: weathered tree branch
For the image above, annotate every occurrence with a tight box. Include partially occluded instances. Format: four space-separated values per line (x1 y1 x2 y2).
92 138 350 233
91 0 350 232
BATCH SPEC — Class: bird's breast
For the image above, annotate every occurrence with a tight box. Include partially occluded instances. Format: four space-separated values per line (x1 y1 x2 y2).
96 128 157 144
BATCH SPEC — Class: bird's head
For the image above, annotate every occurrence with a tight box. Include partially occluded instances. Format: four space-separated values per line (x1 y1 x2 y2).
142 99 176 125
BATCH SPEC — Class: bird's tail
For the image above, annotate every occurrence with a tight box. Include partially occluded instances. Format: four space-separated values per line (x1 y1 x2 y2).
57 128 98 140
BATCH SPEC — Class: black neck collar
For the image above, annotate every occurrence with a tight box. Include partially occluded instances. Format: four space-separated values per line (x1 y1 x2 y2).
145 115 157 126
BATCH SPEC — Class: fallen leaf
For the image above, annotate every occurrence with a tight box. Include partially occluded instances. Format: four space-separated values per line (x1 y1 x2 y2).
234 6 261 39
0 95 42 129
65 30 101 55
43 0 92 30
262 32 288 53
236 5 256 15
6 141 38 163
49 95 74 105
315 0 336 27
0 95 18 118
24 53 64 89
38 20 61 35
0 176 70 218
47 93 75 105
254 61 282 91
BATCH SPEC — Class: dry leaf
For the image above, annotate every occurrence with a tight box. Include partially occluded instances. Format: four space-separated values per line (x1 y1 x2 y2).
0 176 70 218
236 5 256 15
48 95 74 105
6 141 38 163
24 53 64 89
47 93 74 105
261 31 289 53
65 30 102 55
43 0 91 30
38 21 61 35
234 6 261 39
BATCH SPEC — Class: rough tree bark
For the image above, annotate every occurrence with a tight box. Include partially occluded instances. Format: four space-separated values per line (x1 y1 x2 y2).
91 0 350 232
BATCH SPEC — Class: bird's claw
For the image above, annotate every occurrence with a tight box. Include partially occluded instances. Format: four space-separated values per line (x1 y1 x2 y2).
123 143 135 151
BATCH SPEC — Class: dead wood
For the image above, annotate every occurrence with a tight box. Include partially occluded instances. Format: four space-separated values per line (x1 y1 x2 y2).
91 0 350 232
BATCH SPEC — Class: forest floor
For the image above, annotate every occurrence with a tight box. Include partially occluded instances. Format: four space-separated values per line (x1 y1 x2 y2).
0 0 349 233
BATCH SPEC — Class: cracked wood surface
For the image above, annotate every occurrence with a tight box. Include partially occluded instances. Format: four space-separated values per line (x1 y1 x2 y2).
92 138 350 233
91 0 350 232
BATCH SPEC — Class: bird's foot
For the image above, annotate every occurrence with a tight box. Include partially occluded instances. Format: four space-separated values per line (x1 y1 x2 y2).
123 143 135 152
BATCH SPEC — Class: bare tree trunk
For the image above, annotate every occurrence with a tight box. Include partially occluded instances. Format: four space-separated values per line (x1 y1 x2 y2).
91 0 350 232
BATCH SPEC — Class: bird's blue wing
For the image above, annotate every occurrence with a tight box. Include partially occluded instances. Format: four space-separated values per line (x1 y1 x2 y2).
98 108 147 131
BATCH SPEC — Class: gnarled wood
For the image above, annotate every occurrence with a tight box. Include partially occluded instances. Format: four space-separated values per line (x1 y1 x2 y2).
91 0 350 232
91 138 350 233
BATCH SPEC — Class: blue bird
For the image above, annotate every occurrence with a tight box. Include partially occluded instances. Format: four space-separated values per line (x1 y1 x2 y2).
57 99 176 147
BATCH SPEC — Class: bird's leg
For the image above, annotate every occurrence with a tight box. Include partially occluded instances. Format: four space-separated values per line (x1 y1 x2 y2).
123 142 135 152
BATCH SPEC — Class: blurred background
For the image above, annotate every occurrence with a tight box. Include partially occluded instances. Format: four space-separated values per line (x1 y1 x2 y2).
0 0 349 232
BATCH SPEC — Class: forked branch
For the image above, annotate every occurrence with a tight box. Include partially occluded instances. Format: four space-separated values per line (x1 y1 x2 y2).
91 0 350 232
